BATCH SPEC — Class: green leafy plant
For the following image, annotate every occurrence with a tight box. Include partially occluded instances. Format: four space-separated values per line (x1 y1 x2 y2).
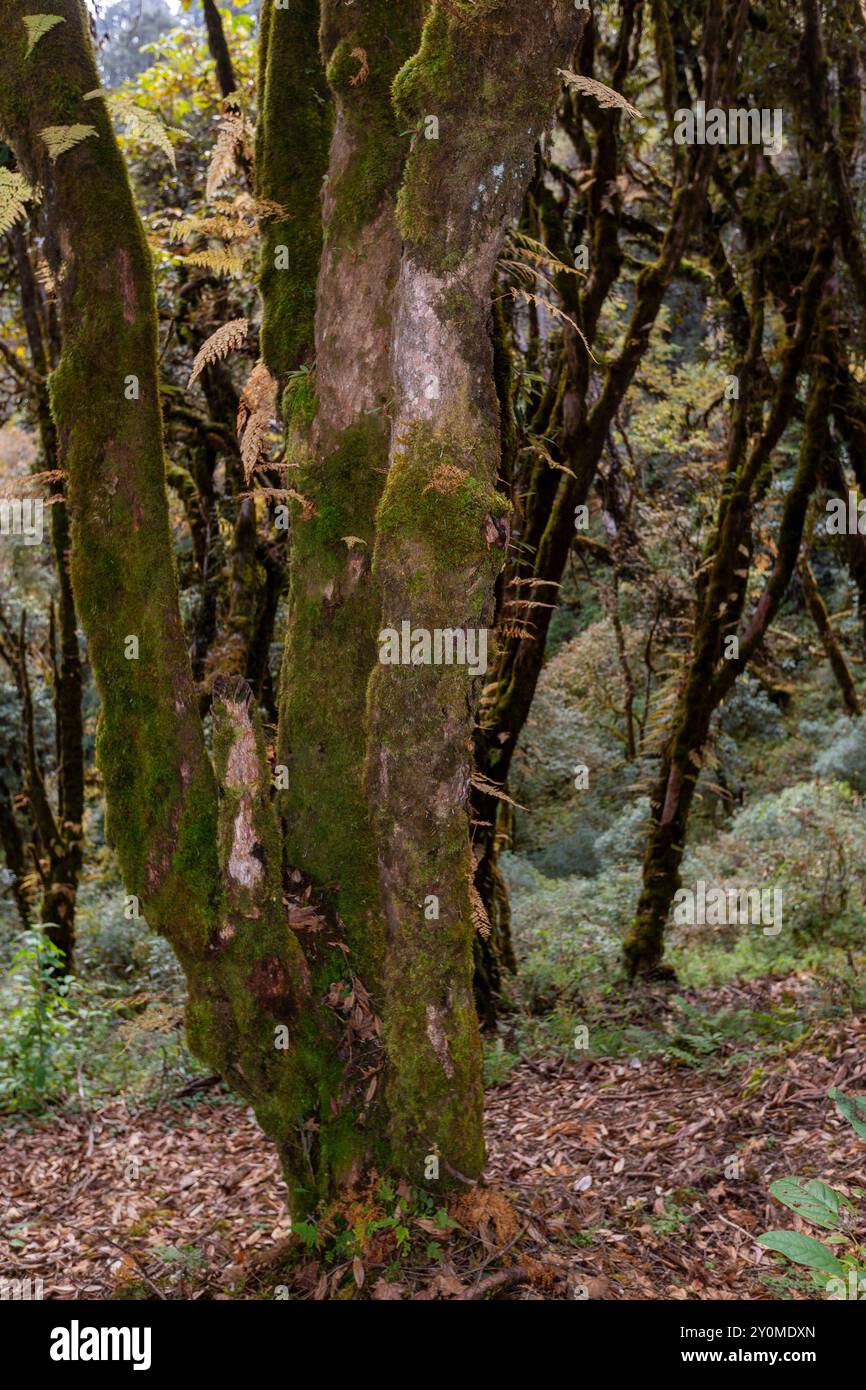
0 929 73 1110
757 1089 866 1296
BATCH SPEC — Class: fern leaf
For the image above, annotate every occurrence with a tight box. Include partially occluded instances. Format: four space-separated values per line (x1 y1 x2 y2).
469 881 492 940
206 113 249 200
40 124 98 162
558 69 641 120
188 318 249 386
469 770 526 810
0 169 38 235
509 288 597 363
168 212 252 243
349 47 370 86
84 90 182 168
237 361 278 481
24 13 64 56
181 248 248 277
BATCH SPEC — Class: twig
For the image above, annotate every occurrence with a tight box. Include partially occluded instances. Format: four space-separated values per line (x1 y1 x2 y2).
461 1265 529 1300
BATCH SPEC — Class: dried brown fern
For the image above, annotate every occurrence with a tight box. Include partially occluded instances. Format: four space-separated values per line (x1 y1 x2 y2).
206 112 250 200
237 360 278 481
469 880 492 940
181 247 248 277
422 462 470 495
349 47 370 86
508 288 597 362
188 318 249 387
558 69 641 120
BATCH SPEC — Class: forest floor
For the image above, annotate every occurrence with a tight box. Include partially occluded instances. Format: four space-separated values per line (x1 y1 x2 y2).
2 973 864 1301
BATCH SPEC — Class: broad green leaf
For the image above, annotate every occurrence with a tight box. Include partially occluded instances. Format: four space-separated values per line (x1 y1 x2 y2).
829 1087 866 1141
23 14 64 57
757 1230 844 1275
769 1177 851 1230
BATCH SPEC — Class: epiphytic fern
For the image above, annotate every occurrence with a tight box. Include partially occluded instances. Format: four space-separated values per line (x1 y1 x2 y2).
188 318 250 387
469 879 492 940
509 287 596 362
23 13 64 56
206 111 252 200
237 361 278 480
0 170 38 236
558 69 641 120
40 125 97 162
181 247 249 277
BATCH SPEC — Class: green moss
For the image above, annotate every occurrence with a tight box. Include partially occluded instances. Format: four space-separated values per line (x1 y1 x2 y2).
320 0 425 249
278 418 389 984
256 0 332 378
283 371 318 430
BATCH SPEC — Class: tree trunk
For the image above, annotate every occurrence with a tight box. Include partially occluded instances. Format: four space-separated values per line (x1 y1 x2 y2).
202 0 236 100
365 0 584 1177
624 273 835 978
799 558 862 716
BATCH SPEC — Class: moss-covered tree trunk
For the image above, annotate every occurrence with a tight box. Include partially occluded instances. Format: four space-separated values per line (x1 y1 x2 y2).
0 0 609 1213
0 0 327 1212
9 222 84 965
364 0 583 1177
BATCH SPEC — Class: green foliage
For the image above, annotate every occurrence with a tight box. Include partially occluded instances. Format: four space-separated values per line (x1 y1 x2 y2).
829 1087 866 1141
0 930 73 1109
758 1088 866 1293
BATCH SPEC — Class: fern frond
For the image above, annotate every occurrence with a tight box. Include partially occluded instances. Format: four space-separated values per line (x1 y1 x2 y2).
181 248 248 277
84 89 182 168
469 881 492 940
422 462 470 495
40 124 97 162
240 486 316 520
509 288 597 362
24 13 64 56
33 252 55 295
559 69 641 119
188 318 249 387
507 230 585 279
206 113 249 200
469 770 525 810
0 169 38 235
168 212 253 243
237 361 278 481
349 46 370 86
254 195 292 223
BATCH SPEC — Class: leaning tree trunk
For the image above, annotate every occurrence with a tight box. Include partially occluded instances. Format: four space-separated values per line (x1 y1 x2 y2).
0 0 330 1213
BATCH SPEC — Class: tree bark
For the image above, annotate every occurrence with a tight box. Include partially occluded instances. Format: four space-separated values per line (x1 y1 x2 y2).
202 0 236 100
365 0 585 1177
799 557 862 716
